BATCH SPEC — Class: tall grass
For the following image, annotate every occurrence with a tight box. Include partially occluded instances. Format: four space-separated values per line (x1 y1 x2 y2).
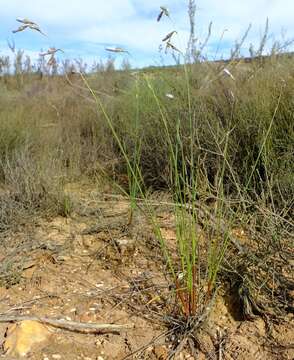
72 41 293 327
103 52 294 328
0 12 293 333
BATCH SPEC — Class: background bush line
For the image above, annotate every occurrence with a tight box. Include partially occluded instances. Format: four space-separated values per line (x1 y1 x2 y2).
0 54 293 222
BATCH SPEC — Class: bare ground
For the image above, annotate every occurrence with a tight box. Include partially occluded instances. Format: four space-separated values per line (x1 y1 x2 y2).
0 183 293 359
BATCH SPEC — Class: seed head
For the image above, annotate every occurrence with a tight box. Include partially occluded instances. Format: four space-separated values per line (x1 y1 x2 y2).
105 47 129 55
162 31 177 42
157 6 169 22
223 68 235 80
165 41 181 53
13 18 46 36
40 48 64 57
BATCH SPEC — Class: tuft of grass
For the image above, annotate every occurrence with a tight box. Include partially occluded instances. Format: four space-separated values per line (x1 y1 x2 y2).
58 193 74 217
75 48 294 345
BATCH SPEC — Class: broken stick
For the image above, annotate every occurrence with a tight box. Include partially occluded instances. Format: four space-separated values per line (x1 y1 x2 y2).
0 315 133 334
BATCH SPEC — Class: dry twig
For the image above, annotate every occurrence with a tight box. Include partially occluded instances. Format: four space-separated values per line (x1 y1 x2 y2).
0 315 132 334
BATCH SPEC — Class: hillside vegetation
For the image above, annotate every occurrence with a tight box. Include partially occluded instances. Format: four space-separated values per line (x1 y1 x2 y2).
0 54 293 221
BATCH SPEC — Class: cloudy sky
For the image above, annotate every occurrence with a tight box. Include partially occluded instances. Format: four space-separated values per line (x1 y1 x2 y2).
0 0 293 69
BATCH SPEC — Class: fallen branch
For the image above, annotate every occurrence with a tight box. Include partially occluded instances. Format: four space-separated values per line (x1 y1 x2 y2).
0 315 133 334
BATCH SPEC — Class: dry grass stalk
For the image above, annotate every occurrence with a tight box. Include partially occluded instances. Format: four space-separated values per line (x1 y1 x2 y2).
47 55 57 67
223 68 235 80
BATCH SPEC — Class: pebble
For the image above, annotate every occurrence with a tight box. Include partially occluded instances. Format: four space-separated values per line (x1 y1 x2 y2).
52 354 62 359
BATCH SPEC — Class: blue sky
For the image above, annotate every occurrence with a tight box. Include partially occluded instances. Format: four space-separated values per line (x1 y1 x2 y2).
0 0 293 69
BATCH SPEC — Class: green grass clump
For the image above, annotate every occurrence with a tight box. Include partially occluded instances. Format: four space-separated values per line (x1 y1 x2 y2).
85 54 293 323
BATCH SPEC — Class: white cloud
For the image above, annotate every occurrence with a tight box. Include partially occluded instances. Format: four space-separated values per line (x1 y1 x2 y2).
1 0 136 26
0 0 293 67
192 1 294 42
77 19 188 52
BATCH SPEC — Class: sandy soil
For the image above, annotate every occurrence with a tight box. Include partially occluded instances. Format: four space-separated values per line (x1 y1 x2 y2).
0 183 293 359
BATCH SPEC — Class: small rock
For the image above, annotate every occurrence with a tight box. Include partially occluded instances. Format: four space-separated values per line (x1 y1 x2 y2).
52 355 62 359
3 320 52 357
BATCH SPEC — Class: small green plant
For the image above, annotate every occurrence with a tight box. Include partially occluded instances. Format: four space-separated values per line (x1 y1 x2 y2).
58 193 73 217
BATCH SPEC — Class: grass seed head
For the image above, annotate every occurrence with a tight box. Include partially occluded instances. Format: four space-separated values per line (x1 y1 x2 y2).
105 47 130 55
223 68 235 80
13 19 46 36
157 6 169 22
162 31 177 42
16 18 37 26
165 41 181 53
40 48 64 57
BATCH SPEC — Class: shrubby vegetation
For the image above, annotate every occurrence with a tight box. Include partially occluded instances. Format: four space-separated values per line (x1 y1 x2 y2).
0 3 293 330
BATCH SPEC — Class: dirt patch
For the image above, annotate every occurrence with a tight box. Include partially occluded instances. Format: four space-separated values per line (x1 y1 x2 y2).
0 183 293 359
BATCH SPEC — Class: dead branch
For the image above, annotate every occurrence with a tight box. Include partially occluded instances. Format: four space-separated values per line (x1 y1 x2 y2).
0 315 133 334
